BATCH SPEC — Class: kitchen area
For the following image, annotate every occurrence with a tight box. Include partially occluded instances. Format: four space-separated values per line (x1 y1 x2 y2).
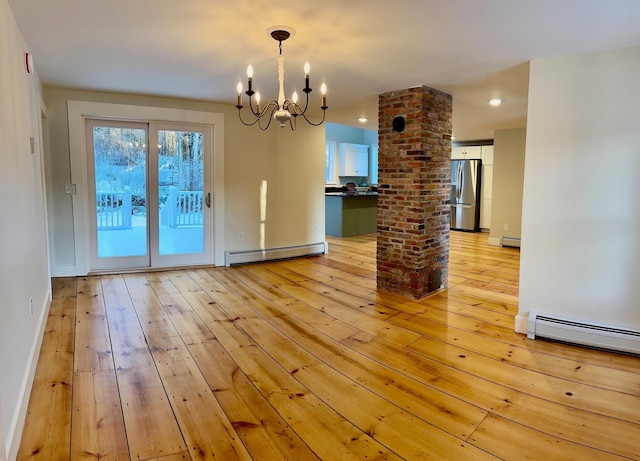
324 124 379 237
325 123 502 240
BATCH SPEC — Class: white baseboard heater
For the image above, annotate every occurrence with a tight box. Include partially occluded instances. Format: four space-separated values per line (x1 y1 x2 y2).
527 312 640 355
225 242 328 267
501 236 521 248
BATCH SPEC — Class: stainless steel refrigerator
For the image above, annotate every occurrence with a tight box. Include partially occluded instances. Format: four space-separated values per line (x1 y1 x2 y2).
450 159 482 231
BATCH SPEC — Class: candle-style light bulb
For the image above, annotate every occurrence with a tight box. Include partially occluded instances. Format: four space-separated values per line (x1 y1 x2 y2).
292 90 298 104
236 82 243 106
304 62 310 90
247 65 253 93
320 82 327 108
255 91 261 112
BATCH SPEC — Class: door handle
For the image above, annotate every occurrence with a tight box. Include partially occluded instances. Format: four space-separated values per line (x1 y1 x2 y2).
205 192 211 208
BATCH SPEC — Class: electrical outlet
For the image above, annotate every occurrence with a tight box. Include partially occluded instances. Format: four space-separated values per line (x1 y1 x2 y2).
29 297 33 318
504 224 510 231
238 232 244 242
313 224 318 234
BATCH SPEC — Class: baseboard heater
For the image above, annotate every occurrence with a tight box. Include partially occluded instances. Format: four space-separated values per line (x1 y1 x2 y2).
528 312 640 355
501 236 521 248
225 242 328 267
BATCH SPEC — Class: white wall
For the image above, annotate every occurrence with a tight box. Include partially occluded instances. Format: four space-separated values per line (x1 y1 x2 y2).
44 88 326 275
489 128 526 245
0 0 51 457
326 122 368 144
517 46 640 333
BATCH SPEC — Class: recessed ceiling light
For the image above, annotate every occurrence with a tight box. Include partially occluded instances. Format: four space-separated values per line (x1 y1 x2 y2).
489 98 502 106
358 117 368 123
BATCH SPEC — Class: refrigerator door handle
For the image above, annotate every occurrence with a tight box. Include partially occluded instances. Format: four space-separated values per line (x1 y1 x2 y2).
456 163 463 201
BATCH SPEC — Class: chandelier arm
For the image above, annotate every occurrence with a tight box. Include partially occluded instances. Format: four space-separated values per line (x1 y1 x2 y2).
299 89 311 115
264 99 280 112
237 100 280 127
236 108 262 127
247 95 260 117
283 99 298 116
248 96 278 118
284 99 308 118
257 104 279 130
298 108 328 127
256 99 280 118
257 117 270 131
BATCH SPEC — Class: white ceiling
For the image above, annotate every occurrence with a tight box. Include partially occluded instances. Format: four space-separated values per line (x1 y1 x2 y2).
8 0 640 140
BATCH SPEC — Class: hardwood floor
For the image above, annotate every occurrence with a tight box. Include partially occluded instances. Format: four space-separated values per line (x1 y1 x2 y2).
17 232 640 460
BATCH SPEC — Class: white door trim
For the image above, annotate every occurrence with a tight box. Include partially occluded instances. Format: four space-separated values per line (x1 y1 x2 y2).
67 100 225 275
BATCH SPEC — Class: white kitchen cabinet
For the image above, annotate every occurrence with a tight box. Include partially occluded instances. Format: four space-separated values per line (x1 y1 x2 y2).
338 143 369 176
451 145 482 160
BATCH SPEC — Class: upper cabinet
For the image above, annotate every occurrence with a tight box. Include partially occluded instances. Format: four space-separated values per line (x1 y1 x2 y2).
451 146 482 160
338 143 369 176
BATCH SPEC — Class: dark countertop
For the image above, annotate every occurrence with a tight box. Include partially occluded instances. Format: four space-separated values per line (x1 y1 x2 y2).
325 192 378 197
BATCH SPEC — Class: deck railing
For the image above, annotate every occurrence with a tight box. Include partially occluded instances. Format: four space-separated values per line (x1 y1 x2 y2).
161 187 204 228
96 187 132 230
97 187 203 230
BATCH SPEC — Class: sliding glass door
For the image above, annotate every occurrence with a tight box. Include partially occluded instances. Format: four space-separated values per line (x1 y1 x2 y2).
86 119 212 271
152 124 211 266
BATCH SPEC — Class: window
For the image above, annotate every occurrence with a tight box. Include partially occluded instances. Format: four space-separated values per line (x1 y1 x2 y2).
325 142 337 184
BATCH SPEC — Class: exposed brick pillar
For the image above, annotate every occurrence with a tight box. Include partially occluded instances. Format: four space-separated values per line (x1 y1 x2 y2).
377 86 452 299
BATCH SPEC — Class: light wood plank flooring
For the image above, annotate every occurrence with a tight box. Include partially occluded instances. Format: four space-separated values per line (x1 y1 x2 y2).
18 232 640 460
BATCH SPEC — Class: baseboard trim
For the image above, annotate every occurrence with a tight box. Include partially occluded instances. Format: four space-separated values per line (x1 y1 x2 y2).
52 264 81 277
7 291 52 461
487 237 501 247
1 398 5 461
225 242 328 267
515 312 529 334
502 236 521 248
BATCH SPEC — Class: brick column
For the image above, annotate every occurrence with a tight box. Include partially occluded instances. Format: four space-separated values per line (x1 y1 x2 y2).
377 86 452 299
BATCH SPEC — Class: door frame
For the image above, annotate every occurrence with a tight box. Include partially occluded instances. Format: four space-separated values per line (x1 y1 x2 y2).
68 101 225 275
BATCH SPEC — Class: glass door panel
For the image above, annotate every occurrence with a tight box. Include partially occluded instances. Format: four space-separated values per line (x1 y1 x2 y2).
157 129 205 256
149 122 212 268
87 120 150 270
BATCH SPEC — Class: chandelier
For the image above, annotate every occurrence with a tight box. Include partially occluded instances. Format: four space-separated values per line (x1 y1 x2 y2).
236 26 328 130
